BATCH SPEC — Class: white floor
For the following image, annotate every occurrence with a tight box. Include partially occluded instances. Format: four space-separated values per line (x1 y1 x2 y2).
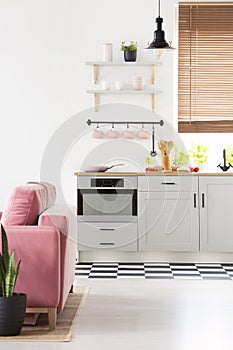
2 277 233 350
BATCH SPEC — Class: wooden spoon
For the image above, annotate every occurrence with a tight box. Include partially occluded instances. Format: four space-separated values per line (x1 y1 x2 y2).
168 141 174 152
158 141 165 155
163 141 169 155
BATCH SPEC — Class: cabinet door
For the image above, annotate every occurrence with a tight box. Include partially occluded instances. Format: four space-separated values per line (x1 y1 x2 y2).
199 177 233 252
138 191 199 251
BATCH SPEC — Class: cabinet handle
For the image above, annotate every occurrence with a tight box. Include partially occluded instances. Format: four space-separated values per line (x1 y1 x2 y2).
161 182 176 185
193 193 197 208
99 242 115 246
202 193 205 208
99 228 115 231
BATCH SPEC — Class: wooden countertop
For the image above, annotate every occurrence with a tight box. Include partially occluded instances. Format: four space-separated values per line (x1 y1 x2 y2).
74 171 233 176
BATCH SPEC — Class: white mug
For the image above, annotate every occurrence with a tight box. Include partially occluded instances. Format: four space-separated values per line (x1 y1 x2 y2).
101 81 110 90
115 81 123 91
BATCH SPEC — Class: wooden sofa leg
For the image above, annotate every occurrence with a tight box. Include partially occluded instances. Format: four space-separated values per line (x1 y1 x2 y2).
48 308 57 330
69 284 74 293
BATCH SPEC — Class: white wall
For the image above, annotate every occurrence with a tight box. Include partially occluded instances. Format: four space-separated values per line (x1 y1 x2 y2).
0 0 177 208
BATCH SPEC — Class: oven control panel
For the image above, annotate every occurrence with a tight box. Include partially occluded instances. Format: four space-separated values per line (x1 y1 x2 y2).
77 176 137 190
91 178 124 188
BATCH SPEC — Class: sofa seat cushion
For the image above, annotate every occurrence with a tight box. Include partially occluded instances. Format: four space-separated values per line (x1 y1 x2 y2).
1 182 56 226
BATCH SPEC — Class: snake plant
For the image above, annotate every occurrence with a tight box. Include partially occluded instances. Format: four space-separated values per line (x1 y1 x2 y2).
0 224 21 297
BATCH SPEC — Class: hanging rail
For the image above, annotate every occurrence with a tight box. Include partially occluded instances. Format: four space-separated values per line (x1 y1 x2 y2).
87 119 164 126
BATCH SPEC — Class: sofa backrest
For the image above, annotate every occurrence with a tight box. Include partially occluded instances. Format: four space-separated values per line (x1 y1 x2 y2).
1 182 56 226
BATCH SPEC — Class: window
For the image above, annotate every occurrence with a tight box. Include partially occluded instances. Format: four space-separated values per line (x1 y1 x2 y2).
178 3 233 133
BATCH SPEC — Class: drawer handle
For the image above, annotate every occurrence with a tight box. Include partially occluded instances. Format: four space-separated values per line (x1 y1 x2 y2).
161 182 176 185
99 228 115 231
99 242 115 246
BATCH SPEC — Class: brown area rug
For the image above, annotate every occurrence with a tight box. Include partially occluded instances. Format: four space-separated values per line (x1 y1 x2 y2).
0 286 88 342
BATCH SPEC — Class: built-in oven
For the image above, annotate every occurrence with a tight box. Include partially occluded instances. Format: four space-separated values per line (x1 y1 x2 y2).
77 176 137 222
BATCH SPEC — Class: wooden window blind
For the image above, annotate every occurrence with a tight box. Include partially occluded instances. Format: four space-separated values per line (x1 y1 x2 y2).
178 3 233 133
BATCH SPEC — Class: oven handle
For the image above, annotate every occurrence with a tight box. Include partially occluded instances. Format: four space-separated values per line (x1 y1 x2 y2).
99 228 115 231
99 242 115 246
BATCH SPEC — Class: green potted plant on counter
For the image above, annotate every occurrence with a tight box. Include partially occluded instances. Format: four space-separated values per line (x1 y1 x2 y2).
0 224 26 336
226 146 233 164
189 144 208 171
172 146 190 167
121 41 138 62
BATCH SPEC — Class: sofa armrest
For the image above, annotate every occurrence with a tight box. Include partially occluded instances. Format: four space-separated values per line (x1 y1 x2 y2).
38 204 77 312
38 204 77 242
4 226 61 308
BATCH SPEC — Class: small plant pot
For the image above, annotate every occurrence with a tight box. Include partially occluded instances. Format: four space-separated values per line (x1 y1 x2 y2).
0 293 26 336
162 155 172 171
124 50 137 62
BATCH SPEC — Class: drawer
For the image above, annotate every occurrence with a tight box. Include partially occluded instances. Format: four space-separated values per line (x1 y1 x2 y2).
78 222 137 251
138 176 198 192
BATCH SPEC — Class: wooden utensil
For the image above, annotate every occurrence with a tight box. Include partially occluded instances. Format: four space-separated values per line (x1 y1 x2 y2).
164 141 169 155
159 140 166 155
168 141 174 152
158 141 164 154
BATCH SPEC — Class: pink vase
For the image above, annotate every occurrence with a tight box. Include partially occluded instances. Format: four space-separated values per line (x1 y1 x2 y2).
102 43 113 62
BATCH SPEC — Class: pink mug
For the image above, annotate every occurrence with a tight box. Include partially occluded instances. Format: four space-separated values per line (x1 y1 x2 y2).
131 76 145 90
137 129 149 139
107 128 119 139
122 129 134 139
92 128 104 139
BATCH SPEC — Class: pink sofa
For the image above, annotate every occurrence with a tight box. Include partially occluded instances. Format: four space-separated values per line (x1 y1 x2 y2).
0 182 77 329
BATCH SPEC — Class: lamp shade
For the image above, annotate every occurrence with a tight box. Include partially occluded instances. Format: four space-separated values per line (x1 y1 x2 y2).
145 0 175 50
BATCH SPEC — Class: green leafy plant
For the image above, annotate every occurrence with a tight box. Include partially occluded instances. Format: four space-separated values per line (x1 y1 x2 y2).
226 146 233 164
189 144 208 165
172 146 190 166
0 224 21 297
145 156 153 166
121 41 138 51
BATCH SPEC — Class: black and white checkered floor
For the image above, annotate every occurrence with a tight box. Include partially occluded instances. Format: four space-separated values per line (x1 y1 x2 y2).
75 262 233 279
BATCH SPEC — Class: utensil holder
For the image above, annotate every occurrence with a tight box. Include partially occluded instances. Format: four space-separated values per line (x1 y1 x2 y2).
162 155 171 171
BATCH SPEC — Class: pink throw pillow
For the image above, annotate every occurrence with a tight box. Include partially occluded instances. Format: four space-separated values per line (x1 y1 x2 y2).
1 182 56 226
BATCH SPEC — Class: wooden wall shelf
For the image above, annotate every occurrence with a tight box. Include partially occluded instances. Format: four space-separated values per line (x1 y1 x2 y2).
86 60 162 112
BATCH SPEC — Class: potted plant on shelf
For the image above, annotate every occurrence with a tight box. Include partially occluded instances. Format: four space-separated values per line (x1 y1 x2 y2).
121 41 138 62
0 224 26 336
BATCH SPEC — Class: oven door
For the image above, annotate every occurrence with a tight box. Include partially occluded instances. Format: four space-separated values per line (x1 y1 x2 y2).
77 189 137 222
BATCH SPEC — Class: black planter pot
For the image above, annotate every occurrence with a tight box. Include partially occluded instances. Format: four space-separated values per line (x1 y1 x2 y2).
124 50 137 62
0 293 26 336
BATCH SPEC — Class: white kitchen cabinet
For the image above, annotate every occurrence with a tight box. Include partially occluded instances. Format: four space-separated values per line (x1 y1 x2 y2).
199 176 233 252
78 222 137 251
138 176 199 251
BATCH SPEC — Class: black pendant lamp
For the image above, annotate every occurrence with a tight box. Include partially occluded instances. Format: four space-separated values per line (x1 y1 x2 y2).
145 0 174 50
